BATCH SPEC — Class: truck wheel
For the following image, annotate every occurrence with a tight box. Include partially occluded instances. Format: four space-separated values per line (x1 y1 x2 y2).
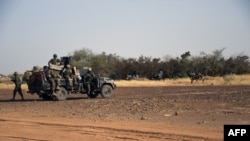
87 91 99 98
39 91 53 101
101 85 113 98
42 95 52 100
55 87 68 101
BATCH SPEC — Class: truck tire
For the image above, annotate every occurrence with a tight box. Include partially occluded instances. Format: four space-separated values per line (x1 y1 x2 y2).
55 87 68 101
101 85 113 98
42 94 53 100
87 91 99 98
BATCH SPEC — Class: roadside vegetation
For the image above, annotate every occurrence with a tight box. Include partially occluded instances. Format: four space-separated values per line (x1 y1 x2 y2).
69 48 250 80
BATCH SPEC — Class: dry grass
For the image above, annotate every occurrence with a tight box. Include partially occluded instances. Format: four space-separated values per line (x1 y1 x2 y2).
0 83 14 89
115 74 250 87
1 74 250 89
0 83 28 90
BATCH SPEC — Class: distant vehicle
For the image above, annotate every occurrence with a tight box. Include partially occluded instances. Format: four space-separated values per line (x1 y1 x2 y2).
23 56 116 100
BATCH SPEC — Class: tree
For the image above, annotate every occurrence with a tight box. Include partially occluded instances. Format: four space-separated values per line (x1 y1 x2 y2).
70 48 93 68
68 47 250 80
224 55 250 74
203 48 225 76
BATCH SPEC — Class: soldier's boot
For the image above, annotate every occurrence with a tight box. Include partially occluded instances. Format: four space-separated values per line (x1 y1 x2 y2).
67 86 73 94
12 93 16 101
86 90 90 98
87 93 90 99
87 90 91 98
21 95 24 101
70 84 74 93
52 92 57 96
51 89 57 96
20 92 24 101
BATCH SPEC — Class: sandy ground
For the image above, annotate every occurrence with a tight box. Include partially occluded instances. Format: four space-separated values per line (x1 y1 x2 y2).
0 85 250 141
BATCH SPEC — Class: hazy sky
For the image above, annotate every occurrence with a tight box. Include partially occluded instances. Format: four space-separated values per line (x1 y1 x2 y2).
0 0 250 75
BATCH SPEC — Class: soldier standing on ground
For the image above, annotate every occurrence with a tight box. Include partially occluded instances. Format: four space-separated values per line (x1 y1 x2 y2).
76 71 82 92
84 68 95 97
11 71 24 100
62 64 73 92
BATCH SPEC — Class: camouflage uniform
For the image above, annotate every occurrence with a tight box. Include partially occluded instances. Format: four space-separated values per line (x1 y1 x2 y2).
46 68 59 96
29 66 39 91
47 54 61 95
63 64 73 91
84 68 95 96
11 72 24 100
48 54 61 65
75 72 82 92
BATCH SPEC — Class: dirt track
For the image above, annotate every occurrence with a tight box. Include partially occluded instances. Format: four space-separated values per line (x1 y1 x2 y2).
0 86 250 141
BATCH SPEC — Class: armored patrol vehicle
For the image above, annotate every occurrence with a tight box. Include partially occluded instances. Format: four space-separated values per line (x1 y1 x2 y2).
24 56 116 100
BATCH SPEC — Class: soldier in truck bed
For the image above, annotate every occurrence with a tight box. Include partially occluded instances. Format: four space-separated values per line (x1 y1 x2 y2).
48 54 61 66
47 54 61 96
45 66 60 96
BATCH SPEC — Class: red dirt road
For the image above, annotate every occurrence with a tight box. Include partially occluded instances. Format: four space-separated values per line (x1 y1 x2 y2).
0 86 250 141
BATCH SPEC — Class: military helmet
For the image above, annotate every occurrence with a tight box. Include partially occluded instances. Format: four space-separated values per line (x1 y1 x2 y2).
33 66 38 71
53 54 57 58
14 71 18 75
43 66 48 71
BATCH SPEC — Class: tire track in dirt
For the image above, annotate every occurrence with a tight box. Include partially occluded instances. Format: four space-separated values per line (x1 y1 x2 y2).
0 117 219 141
